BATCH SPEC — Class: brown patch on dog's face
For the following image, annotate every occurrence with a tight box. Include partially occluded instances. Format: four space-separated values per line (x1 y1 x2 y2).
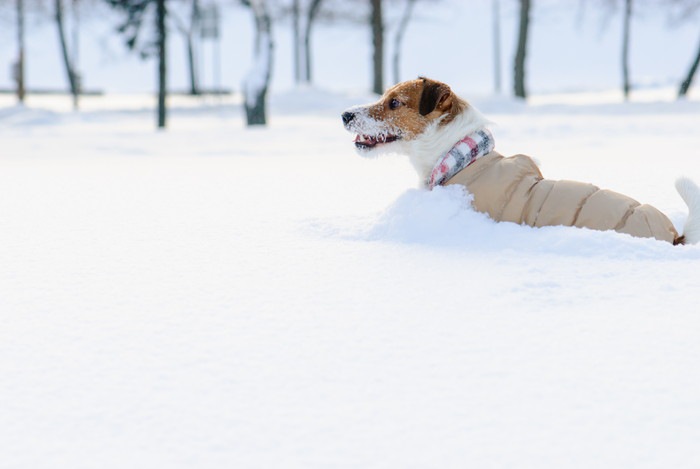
369 78 466 138
342 77 466 151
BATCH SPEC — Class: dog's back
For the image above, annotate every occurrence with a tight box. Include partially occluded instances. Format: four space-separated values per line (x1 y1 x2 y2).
446 151 681 244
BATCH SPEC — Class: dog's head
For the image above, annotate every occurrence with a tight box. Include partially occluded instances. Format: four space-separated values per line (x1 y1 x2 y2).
341 77 466 155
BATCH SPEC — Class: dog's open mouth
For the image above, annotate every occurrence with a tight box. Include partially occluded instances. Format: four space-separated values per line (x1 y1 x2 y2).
354 134 400 150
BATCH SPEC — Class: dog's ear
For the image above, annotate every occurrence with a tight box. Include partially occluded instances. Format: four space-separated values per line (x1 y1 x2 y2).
419 79 453 116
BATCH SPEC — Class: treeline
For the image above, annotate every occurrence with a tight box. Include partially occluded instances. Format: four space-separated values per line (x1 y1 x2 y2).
4 0 700 129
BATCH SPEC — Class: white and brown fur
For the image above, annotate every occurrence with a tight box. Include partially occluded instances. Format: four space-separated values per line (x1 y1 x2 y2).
342 77 700 245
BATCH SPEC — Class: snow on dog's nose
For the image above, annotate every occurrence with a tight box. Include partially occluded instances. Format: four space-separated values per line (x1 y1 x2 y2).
342 104 402 153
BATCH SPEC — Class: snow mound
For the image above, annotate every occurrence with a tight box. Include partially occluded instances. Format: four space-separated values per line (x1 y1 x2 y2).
364 186 487 244
0 106 61 126
351 185 700 260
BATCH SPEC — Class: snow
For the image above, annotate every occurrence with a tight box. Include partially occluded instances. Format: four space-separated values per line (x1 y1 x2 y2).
2 88 700 468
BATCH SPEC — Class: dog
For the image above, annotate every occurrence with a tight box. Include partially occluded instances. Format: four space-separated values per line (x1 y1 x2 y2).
342 77 700 245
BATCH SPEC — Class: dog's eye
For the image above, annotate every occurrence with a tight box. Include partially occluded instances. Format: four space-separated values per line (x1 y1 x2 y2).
388 98 402 110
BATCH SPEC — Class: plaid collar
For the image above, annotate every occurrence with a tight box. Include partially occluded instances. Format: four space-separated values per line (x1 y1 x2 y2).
427 129 495 189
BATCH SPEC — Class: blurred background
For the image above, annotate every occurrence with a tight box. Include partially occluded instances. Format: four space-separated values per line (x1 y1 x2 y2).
0 0 698 126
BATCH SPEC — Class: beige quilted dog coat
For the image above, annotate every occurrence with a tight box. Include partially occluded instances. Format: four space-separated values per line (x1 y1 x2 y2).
445 151 681 244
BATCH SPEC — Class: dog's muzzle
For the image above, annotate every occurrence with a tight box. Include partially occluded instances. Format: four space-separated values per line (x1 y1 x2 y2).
341 108 401 151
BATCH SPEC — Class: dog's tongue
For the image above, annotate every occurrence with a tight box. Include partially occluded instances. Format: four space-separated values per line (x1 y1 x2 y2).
354 134 376 144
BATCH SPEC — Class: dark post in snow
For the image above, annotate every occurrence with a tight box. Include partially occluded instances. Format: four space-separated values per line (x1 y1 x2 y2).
55 0 80 109
371 0 384 94
392 0 416 85
16 0 25 103
679 33 700 98
621 0 632 100
513 0 530 99
243 0 273 126
157 0 167 128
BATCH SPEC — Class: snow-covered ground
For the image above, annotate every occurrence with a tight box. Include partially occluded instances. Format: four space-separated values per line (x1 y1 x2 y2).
2 89 700 468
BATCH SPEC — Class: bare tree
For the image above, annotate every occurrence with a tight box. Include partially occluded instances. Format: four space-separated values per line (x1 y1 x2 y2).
679 33 700 97
156 0 166 127
621 0 632 99
15 0 26 103
588 0 648 100
106 0 169 128
292 0 300 82
493 0 501 94
283 0 371 87
669 0 700 97
300 0 322 83
289 0 323 84
7 0 96 106
513 0 530 99
54 0 80 108
171 0 200 95
242 0 273 125
371 0 383 94
391 0 415 85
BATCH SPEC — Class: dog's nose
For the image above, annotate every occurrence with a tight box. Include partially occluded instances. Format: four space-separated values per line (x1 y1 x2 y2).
342 111 355 125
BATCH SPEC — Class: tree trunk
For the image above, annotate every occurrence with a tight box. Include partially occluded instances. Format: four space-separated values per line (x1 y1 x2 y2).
157 0 167 128
55 0 79 108
679 33 700 98
493 0 501 94
244 0 273 126
392 0 416 85
293 0 301 84
622 0 632 100
301 0 322 83
71 0 80 109
513 0 530 99
186 34 198 95
187 0 199 95
371 0 383 94
16 0 25 103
